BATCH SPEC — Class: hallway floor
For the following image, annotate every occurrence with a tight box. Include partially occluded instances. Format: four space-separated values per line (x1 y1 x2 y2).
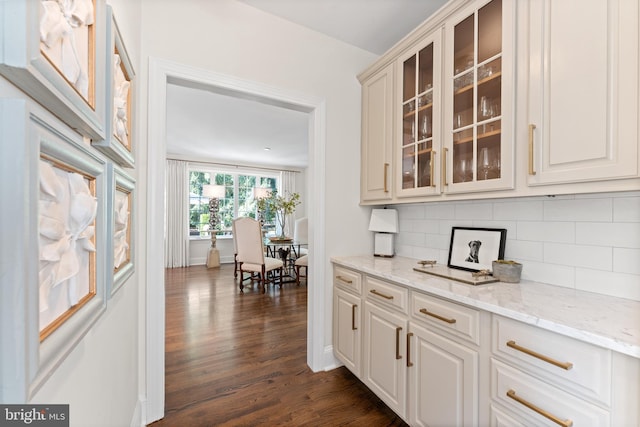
149 264 407 426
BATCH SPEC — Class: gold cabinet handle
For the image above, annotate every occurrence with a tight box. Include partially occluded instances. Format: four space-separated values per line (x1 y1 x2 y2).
351 304 357 330
507 389 573 427
442 147 448 186
383 163 389 193
528 124 536 175
370 289 394 300
430 150 436 187
395 327 402 360
336 275 353 284
506 340 573 370
406 332 414 367
419 308 456 324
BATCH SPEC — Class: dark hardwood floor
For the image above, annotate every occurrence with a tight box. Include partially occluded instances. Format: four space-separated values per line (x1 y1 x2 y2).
149 264 408 427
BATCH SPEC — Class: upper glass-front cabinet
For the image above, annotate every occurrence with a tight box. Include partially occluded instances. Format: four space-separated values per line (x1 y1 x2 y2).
396 31 442 197
444 0 514 193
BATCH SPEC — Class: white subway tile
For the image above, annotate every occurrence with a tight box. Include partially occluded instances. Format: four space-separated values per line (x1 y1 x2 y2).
412 246 440 261
439 220 473 235
519 260 575 288
471 220 516 239
613 197 640 222
493 200 544 221
398 205 425 220
455 203 493 220
575 269 640 301
517 221 575 243
424 233 450 250
544 198 612 222
424 203 456 219
504 240 543 262
613 248 640 275
413 219 440 234
576 222 640 249
397 232 425 247
543 243 612 271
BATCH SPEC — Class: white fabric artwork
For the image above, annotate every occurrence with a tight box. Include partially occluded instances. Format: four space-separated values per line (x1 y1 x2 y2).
113 54 130 147
38 161 97 326
40 0 95 99
113 191 129 268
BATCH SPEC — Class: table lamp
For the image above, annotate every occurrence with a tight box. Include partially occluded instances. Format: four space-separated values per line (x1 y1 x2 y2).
203 184 225 268
368 208 398 257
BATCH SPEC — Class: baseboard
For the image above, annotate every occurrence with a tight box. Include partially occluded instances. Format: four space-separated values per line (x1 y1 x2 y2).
130 394 146 427
322 345 341 371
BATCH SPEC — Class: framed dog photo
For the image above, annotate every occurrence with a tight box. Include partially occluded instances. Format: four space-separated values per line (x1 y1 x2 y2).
447 227 507 272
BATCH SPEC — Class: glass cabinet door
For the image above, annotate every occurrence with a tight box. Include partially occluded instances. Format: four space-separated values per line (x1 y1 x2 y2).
398 32 441 197
447 0 513 192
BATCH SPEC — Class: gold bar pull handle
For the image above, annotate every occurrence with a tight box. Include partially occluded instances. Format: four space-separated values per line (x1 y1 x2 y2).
507 389 573 427
506 340 573 370
395 327 402 360
430 150 436 187
383 163 389 193
370 289 394 300
406 332 414 367
419 308 456 324
442 147 449 186
351 304 357 330
528 124 536 175
336 276 353 284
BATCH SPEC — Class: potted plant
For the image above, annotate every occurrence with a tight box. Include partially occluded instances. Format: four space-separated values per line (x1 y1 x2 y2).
260 190 300 240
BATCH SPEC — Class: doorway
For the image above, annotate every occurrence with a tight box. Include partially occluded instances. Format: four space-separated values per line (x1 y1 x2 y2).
146 58 327 423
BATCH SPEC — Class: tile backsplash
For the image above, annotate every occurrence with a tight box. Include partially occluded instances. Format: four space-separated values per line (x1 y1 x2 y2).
395 191 640 301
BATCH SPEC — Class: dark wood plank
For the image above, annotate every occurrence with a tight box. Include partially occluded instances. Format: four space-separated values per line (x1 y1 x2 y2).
149 264 408 426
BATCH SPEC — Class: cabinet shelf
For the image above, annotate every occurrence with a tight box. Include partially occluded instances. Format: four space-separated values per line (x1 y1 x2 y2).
404 147 433 158
454 71 501 97
403 102 433 119
454 128 501 145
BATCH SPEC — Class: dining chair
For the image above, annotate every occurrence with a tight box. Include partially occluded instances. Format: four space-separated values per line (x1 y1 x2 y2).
233 217 283 293
294 254 308 286
293 216 309 257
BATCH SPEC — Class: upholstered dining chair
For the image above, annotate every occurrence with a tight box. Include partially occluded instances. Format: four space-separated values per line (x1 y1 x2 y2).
233 217 283 293
294 254 308 286
293 216 309 257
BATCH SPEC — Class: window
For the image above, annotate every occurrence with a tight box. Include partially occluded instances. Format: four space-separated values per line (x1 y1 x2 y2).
189 169 277 237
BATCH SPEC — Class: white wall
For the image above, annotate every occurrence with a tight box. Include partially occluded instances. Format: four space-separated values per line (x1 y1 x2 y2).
395 191 640 301
9 1 146 427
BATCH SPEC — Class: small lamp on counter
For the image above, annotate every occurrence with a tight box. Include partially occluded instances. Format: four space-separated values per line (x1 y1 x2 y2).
202 184 226 268
368 208 398 257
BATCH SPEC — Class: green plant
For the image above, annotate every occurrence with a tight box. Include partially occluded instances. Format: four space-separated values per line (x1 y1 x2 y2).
258 190 300 238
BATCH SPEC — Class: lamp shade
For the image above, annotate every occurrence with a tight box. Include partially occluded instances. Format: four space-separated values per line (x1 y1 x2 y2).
202 184 225 199
368 209 398 233
253 187 272 199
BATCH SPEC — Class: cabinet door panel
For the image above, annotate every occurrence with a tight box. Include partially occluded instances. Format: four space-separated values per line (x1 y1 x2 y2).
361 64 394 201
333 288 361 377
409 323 478 427
363 301 408 417
527 0 639 185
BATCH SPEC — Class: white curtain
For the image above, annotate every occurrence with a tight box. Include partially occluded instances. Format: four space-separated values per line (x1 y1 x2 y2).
165 159 190 267
280 170 296 238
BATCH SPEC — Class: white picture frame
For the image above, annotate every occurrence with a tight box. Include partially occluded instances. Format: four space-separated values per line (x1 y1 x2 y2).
107 163 135 297
0 98 108 402
92 6 135 167
0 0 107 140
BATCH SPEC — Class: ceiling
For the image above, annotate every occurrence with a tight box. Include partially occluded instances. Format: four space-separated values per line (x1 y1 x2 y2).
165 0 448 169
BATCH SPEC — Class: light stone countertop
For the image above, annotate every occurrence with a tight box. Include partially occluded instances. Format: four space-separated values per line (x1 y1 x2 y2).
331 255 640 359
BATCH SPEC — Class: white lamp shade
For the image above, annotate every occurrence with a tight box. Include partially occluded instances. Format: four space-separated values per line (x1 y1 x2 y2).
253 187 272 199
202 184 225 199
368 209 398 233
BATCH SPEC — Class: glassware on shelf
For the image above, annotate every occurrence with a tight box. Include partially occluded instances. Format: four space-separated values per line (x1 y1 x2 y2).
421 115 431 140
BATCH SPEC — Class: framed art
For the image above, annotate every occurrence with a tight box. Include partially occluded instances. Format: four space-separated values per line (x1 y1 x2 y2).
447 226 506 272
107 163 135 297
0 0 107 140
0 98 107 402
92 6 135 168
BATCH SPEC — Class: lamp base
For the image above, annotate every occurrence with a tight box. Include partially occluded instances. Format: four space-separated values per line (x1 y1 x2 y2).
206 248 220 268
373 233 395 257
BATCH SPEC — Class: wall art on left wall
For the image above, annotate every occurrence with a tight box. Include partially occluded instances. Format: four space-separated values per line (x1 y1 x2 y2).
0 98 108 402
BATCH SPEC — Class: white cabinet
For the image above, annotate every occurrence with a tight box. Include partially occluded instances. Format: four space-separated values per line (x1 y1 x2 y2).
526 0 639 185
332 266 363 377
443 0 516 194
360 63 394 202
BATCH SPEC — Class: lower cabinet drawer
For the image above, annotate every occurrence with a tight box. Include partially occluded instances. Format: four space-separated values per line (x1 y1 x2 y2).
411 291 480 345
491 359 610 427
490 404 527 427
334 266 362 294
493 315 611 405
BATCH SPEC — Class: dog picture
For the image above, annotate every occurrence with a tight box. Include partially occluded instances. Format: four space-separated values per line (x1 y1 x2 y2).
465 240 481 263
